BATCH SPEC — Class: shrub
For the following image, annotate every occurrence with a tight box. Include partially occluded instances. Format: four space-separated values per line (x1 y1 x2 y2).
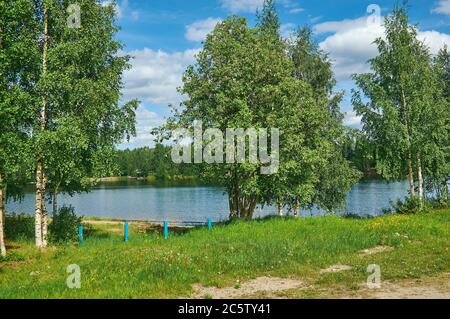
49 206 82 244
4 214 35 241
384 196 425 215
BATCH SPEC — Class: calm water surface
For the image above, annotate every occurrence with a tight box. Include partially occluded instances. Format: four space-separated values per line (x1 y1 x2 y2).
7 180 410 222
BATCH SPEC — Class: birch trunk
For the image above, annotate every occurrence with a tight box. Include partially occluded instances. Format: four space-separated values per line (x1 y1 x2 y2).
52 187 59 216
444 177 449 200
35 4 49 248
417 155 423 208
0 30 5 257
0 173 6 257
41 174 48 248
293 200 300 217
35 164 43 248
277 203 283 217
423 175 427 207
401 88 416 198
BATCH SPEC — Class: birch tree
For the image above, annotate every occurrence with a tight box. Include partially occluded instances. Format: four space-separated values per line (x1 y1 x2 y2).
0 0 37 256
353 6 447 205
32 0 137 247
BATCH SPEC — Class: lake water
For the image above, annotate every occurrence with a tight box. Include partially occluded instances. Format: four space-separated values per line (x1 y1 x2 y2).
6 179 411 222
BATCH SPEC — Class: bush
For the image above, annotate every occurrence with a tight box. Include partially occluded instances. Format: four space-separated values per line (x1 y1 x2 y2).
4 214 35 241
427 196 450 209
49 206 82 244
384 196 425 215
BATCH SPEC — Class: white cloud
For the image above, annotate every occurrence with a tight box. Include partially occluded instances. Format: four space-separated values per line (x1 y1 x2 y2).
432 0 450 15
344 110 362 128
220 0 264 13
316 16 450 80
289 8 304 14
127 106 162 145
317 17 384 80
122 48 199 106
418 30 450 53
185 18 222 42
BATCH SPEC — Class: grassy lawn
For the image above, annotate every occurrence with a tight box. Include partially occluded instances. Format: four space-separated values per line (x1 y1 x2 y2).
0 210 448 298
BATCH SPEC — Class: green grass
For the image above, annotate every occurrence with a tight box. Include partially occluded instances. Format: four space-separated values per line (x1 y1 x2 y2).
0 210 448 298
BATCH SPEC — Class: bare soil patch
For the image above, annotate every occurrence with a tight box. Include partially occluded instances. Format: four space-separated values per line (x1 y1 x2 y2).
192 277 304 299
320 264 353 274
341 273 450 299
359 245 393 256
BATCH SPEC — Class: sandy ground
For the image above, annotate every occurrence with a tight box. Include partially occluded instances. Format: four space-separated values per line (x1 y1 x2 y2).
191 273 450 299
192 277 305 299
341 273 450 299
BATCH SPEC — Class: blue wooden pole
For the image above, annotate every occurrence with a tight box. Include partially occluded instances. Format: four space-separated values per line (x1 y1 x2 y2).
207 217 212 231
164 221 169 240
124 221 129 242
78 225 83 244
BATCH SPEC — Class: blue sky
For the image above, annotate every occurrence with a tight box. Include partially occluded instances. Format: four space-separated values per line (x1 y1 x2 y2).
110 0 450 148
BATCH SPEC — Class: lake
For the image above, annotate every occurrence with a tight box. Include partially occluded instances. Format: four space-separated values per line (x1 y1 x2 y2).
6 179 411 222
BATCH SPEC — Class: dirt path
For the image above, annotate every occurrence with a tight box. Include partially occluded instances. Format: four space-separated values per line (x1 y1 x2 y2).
191 273 450 299
340 273 450 299
192 277 305 299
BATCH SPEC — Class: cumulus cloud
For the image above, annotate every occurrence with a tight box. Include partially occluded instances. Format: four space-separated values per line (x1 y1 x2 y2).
418 30 450 53
316 16 450 80
127 106 163 146
343 110 363 128
122 48 199 106
432 0 450 15
185 18 222 42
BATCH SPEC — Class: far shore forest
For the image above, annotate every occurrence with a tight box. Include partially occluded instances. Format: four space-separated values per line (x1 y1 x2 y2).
0 0 449 257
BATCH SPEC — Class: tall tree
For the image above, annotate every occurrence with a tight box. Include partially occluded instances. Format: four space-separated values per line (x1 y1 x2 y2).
162 7 358 219
286 26 360 214
256 0 280 39
353 6 447 204
32 0 137 247
431 46 450 200
0 0 37 256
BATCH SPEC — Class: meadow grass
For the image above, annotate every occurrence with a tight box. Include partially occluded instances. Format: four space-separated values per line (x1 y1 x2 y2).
0 210 448 298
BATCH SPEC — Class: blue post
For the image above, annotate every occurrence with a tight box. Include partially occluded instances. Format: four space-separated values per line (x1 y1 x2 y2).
164 221 169 240
124 221 129 242
78 225 83 244
207 217 212 231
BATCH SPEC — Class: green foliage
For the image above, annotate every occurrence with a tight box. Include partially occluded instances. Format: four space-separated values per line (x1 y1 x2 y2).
352 5 448 202
34 0 138 199
343 128 377 176
160 8 358 218
385 197 425 215
48 206 82 244
116 145 202 179
256 0 280 38
4 214 35 241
